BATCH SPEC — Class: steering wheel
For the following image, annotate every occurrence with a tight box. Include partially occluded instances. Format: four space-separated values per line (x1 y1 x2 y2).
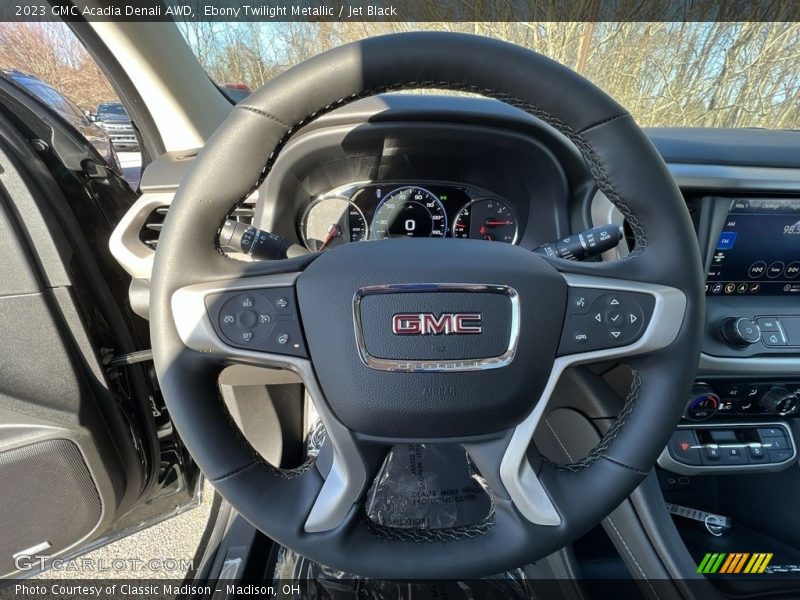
150 32 703 578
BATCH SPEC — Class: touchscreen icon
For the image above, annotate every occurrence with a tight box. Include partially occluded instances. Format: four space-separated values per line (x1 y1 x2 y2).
716 231 737 250
748 261 767 278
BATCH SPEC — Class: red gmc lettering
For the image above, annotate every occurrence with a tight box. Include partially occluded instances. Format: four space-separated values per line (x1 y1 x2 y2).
391 313 482 335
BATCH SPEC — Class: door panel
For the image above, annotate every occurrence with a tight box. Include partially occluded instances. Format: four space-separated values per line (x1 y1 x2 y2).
0 86 198 577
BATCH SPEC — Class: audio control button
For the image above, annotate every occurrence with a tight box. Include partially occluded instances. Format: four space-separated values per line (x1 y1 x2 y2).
756 317 781 332
762 331 787 347
720 317 761 347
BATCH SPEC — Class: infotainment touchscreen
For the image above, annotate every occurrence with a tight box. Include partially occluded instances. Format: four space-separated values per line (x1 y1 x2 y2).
706 198 800 296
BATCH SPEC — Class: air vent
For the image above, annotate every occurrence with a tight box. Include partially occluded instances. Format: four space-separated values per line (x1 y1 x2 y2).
138 203 255 250
138 205 168 249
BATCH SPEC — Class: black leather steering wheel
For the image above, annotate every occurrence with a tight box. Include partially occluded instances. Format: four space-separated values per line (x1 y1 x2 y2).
150 32 703 578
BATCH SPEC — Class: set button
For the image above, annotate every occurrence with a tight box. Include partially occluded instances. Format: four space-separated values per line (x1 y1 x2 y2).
207 287 308 358
219 293 276 345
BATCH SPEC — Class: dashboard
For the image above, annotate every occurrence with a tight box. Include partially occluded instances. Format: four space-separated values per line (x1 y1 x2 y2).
299 181 520 251
113 95 800 385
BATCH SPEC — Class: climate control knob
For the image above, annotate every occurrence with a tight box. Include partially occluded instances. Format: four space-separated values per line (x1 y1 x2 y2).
720 317 761 347
685 384 720 421
760 387 799 416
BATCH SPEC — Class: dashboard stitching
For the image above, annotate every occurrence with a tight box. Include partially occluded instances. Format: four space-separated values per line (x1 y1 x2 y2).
578 112 629 135
236 104 291 129
230 84 647 256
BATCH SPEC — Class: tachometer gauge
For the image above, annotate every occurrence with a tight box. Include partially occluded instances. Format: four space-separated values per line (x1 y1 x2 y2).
301 197 368 252
453 198 518 243
371 186 447 240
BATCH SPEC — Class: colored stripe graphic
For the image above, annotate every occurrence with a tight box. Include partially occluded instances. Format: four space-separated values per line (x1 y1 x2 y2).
698 553 773 574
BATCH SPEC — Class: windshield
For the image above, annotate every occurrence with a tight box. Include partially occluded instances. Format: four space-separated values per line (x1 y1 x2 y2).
98 103 128 117
179 22 799 129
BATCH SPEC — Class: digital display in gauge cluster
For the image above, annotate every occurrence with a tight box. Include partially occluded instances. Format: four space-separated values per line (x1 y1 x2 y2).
706 198 800 296
300 183 520 251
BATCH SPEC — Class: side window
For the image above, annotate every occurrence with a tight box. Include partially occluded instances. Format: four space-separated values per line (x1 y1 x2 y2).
0 23 142 189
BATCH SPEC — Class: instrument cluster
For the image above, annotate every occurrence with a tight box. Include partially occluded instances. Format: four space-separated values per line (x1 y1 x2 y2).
299 182 520 252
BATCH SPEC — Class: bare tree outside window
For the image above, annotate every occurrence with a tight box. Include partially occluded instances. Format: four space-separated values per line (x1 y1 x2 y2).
176 21 799 129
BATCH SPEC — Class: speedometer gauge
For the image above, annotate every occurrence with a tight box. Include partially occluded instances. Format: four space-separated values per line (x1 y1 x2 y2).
371 186 447 240
301 197 368 252
453 198 518 243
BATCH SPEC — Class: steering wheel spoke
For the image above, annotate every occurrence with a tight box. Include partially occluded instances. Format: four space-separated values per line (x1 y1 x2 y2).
171 272 309 367
555 267 687 364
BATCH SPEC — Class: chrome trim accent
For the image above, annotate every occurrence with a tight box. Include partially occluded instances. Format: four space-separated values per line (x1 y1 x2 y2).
698 353 800 376
668 163 800 192
657 422 797 475
352 283 520 372
500 274 687 526
170 274 367 534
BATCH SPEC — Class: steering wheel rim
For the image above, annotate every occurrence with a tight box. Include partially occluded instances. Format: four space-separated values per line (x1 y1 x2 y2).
150 32 704 578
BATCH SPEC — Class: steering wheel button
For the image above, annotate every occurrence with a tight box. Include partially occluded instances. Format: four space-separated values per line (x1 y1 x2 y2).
259 314 272 325
238 310 257 328
221 314 235 326
241 331 254 342
606 311 623 326
241 296 255 308
277 333 290 345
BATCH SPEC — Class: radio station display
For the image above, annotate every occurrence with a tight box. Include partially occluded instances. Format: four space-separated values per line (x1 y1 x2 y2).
707 198 800 296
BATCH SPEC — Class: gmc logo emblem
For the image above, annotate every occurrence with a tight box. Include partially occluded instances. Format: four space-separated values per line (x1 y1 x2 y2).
391 313 482 335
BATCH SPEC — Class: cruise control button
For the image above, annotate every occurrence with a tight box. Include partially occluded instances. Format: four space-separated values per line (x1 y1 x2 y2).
238 310 257 328
277 333 290 345
241 331 254 343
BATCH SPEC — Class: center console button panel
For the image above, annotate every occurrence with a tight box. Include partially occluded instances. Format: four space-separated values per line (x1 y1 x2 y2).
660 422 796 474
